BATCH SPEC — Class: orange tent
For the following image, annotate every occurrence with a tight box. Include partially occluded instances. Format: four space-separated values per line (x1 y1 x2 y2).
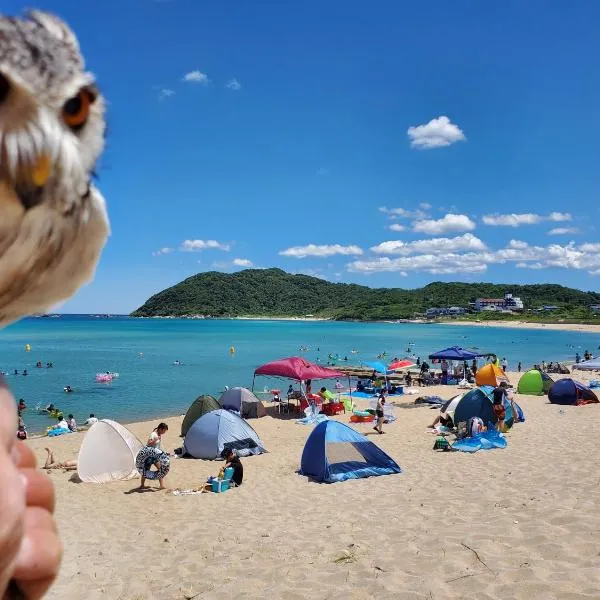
476 363 509 387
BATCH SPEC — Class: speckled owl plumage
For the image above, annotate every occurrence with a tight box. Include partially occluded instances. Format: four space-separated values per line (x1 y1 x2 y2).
0 11 109 326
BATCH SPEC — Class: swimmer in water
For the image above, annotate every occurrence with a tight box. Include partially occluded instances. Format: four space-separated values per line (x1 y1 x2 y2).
64 386 73 393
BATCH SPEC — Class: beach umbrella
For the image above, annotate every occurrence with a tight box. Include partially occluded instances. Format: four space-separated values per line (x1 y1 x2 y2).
388 359 415 371
363 360 388 373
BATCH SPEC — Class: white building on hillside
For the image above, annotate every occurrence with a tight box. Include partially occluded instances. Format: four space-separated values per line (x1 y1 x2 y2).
475 293 524 312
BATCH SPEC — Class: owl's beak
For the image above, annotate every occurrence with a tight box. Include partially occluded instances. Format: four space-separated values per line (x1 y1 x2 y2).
12 153 53 210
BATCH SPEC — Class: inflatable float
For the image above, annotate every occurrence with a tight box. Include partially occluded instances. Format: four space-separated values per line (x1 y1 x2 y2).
96 373 113 383
135 447 170 480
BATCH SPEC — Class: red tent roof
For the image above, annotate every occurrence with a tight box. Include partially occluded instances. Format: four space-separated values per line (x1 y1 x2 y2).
254 357 345 381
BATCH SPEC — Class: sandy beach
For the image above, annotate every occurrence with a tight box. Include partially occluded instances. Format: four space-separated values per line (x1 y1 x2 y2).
440 320 600 334
28 370 600 600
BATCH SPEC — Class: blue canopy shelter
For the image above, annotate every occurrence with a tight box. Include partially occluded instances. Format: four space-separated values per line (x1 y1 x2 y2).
299 420 401 483
428 346 486 361
428 346 488 383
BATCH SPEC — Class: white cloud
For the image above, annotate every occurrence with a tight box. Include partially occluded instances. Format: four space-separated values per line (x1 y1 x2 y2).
548 227 579 235
516 262 545 269
483 212 573 227
407 116 466 149
158 88 175 101
348 238 600 276
180 239 231 252
389 223 406 232
549 212 572 222
226 78 241 91
183 70 209 84
279 244 363 259
348 253 490 275
420 202 432 210
379 207 428 220
371 233 486 256
507 239 528 249
413 213 476 235
152 247 174 256
232 258 253 267
482 213 542 227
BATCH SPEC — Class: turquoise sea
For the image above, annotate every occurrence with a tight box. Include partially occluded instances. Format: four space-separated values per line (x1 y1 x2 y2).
1 316 597 433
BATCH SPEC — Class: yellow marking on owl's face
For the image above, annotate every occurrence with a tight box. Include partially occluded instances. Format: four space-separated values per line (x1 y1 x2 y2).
31 154 51 187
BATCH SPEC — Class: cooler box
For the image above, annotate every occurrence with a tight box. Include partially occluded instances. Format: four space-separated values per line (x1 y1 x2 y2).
211 479 230 493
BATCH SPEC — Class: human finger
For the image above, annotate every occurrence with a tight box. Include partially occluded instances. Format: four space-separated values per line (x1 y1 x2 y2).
19 469 55 514
10 507 62 600
11 442 36 470
0 381 17 447
0 445 26 599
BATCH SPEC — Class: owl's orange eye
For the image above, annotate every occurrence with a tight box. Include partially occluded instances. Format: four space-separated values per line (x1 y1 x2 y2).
62 88 95 130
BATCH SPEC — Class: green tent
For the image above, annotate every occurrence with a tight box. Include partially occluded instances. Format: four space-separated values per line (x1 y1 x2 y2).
181 395 219 436
517 369 554 396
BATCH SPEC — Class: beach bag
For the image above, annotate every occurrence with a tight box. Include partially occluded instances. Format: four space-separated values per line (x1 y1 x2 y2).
468 417 484 437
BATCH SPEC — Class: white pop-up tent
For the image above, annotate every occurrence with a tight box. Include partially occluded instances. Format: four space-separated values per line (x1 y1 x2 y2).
78 419 143 483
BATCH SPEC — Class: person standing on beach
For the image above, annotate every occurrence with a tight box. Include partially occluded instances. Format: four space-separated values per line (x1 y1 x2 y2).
493 383 508 432
501 357 508 373
374 393 386 434
138 423 169 490
517 362 522 372
440 360 449 384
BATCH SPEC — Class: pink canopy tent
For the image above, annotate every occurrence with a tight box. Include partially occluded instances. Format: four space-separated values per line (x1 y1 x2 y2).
253 356 351 397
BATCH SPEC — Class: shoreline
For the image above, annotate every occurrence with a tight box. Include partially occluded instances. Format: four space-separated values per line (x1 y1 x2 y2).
439 320 600 334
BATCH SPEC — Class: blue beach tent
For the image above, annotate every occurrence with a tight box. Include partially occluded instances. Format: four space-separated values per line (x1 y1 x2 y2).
453 385 496 425
299 420 401 483
548 379 599 406
183 409 266 459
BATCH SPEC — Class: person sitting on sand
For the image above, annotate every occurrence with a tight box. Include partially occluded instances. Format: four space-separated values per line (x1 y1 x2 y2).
51 415 68 431
222 448 243 486
429 413 454 430
43 448 77 471
356 379 365 392
66 414 77 432
84 413 98 427
17 424 27 440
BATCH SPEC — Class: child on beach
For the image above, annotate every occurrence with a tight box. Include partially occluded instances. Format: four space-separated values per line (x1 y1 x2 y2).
374 393 386 434
222 448 244 486
137 423 170 490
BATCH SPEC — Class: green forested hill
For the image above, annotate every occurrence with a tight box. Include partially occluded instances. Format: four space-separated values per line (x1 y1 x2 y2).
130 268 600 321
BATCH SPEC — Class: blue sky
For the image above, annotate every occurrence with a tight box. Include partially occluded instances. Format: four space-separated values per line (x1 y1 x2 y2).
7 0 600 313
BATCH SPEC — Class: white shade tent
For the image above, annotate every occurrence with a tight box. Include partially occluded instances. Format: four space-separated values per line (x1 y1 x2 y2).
77 419 143 483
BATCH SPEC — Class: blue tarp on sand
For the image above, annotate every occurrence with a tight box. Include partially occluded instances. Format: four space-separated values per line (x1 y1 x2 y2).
452 430 507 453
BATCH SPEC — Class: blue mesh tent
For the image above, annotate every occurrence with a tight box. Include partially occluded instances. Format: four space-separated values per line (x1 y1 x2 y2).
299 420 401 483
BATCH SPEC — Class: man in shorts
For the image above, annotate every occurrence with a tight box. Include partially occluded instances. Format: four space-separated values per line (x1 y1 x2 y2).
493 382 508 432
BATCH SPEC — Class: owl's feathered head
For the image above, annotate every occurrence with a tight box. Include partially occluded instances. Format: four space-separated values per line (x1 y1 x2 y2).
0 11 109 325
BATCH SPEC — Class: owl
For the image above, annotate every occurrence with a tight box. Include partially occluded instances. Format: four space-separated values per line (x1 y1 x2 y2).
0 11 109 326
